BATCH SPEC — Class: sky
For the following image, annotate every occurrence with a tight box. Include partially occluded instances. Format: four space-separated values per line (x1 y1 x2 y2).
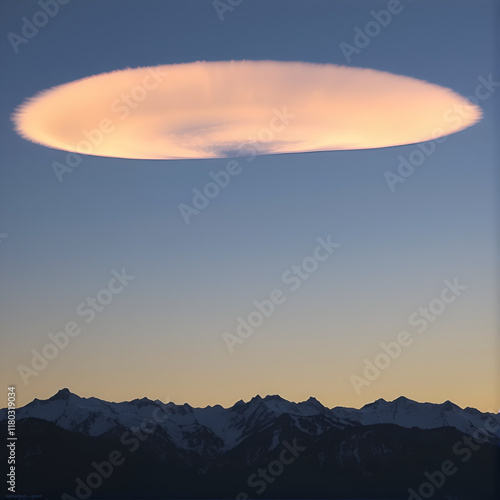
0 0 498 412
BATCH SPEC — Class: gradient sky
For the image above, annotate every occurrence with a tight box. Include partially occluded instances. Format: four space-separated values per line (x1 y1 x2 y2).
0 0 498 412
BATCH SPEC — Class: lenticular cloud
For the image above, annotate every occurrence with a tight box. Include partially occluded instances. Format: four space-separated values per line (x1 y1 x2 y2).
13 61 481 160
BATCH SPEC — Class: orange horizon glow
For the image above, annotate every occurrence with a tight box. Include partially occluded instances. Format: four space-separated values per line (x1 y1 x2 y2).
7 384 500 415
13 61 482 160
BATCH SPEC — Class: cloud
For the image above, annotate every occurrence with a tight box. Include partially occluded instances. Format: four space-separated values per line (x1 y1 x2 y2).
12 61 482 160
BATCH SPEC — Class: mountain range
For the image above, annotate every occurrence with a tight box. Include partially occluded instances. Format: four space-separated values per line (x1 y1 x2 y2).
2 389 499 499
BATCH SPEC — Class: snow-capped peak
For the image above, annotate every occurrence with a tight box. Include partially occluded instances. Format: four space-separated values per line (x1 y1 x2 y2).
2 390 499 453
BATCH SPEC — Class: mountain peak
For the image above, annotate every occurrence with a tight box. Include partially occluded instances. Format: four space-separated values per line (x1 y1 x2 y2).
263 394 285 402
306 396 321 404
393 396 412 404
362 398 387 409
303 396 325 408
440 400 460 411
48 388 76 401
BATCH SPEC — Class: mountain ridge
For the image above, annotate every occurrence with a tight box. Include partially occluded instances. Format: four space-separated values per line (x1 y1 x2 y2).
2 388 499 452
2 389 499 499
11 387 498 411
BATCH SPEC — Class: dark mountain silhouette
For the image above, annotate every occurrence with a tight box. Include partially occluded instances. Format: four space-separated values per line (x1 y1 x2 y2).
1 389 499 499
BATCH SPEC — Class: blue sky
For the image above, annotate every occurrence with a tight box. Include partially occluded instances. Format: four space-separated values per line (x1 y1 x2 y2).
0 0 498 410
